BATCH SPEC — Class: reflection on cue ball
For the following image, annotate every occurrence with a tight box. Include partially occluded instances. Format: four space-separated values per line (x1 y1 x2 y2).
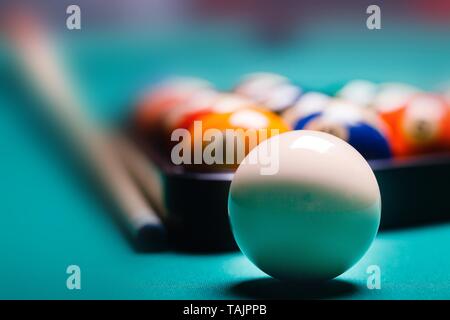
228 130 381 282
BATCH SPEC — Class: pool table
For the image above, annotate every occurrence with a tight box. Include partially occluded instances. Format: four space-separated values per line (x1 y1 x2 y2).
1 19 450 300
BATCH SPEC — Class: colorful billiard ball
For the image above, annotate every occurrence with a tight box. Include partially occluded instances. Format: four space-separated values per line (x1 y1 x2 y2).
162 93 264 150
234 72 302 113
180 107 290 171
161 90 220 133
281 92 331 127
384 94 450 157
293 102 392 160
336 79 378 108
228 130 381 282
134 77 214 138
162 93 265 156
372 82 420 114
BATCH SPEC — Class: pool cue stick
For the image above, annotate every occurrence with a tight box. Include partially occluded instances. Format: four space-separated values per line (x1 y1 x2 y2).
7 15 167 247
112 134 167 219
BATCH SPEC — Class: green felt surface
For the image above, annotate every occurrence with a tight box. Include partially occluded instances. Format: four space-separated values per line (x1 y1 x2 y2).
1 22 450 299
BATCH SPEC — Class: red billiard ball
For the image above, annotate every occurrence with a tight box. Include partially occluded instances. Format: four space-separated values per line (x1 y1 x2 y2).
164 93 259 132
134 77 213 138
162 93 265 154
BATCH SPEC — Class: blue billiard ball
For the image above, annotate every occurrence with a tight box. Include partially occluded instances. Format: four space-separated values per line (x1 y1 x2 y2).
293 101 392 160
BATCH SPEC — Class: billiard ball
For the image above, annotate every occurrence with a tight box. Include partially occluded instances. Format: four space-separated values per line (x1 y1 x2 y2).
163 93 264 156
162 93 263 148
293 101 392 160
336 80 378 107
234 72 288 99
372 82 420 114
259 82 302 113
228 130 381 282
234 72 302 113
180 107 290 171
281 92 331 127
134 76 214 138
384 94 450 157
161 90 220 134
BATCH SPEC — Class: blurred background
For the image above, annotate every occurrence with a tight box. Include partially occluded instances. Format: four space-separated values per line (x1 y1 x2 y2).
2 0 449 121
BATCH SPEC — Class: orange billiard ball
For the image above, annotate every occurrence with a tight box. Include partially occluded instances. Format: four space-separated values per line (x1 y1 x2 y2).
385 94 450 157
176 107 290 171
374 82 420 129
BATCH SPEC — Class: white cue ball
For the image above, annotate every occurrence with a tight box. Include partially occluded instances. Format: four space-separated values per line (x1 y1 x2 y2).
228 130 381 282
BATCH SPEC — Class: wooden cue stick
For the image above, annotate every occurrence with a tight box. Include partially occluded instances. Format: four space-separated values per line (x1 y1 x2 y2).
112 134 167 220
7 15 166 245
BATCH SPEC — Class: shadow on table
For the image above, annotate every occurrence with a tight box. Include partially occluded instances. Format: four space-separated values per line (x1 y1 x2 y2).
229 277 359 299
